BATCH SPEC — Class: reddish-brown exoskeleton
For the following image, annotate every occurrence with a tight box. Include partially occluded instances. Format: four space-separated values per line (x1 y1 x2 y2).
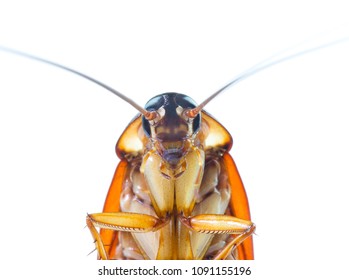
86 93 255 260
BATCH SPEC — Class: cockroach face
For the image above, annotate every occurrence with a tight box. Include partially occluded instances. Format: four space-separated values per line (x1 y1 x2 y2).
142 93 201 167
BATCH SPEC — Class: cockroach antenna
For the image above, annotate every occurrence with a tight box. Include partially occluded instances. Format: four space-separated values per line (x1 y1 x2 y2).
0 46 158 121
1 30 348 120
185 34 349 118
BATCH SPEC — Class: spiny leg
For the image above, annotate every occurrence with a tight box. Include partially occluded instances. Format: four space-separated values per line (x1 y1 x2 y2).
212 224 255 260
86 217 108 260
179 213 255 260
86 212 169 260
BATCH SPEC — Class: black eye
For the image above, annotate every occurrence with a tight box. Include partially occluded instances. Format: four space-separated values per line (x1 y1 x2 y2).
144 95 165 111
192 114 200 134
174 94 197 109
174 94 201 134
142 118 151 137
142 94 165 137
142 93 201 138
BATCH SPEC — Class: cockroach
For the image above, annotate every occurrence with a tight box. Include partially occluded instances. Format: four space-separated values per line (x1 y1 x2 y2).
86 92 255 260
0 37 345 260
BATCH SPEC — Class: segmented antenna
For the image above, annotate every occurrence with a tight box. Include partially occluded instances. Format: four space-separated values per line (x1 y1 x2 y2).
1 31 349 120
187 34 349 117
0 46 157 120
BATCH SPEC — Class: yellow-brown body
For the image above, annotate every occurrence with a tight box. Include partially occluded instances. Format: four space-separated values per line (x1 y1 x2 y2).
87 95 255 259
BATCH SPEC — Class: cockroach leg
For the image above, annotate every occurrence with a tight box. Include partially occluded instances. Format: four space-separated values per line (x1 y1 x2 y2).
87 212 169 232
86 212 170 260
179 213 255 259
212 223 256 260
180 214 254 234
86 217 108 260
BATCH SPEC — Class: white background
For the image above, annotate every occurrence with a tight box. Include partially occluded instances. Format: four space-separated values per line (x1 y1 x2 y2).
0 1 348 279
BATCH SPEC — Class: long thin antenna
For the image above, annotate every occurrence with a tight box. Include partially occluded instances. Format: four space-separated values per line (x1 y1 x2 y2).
189 34 349 116
0 46 157 120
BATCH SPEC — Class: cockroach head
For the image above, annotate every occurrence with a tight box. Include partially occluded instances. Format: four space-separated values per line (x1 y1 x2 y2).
142 93 201 140
142 93 201 166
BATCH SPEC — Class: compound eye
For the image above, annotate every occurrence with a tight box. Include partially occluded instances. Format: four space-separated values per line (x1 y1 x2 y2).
144 95 164 111
175 95 197 109
142 118 151 137
174 95 201 135
142 95 166 137
192 112 201 134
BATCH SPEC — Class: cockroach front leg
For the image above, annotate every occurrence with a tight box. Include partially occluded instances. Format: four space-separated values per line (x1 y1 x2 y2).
179 214 255 260
86 212 169 260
